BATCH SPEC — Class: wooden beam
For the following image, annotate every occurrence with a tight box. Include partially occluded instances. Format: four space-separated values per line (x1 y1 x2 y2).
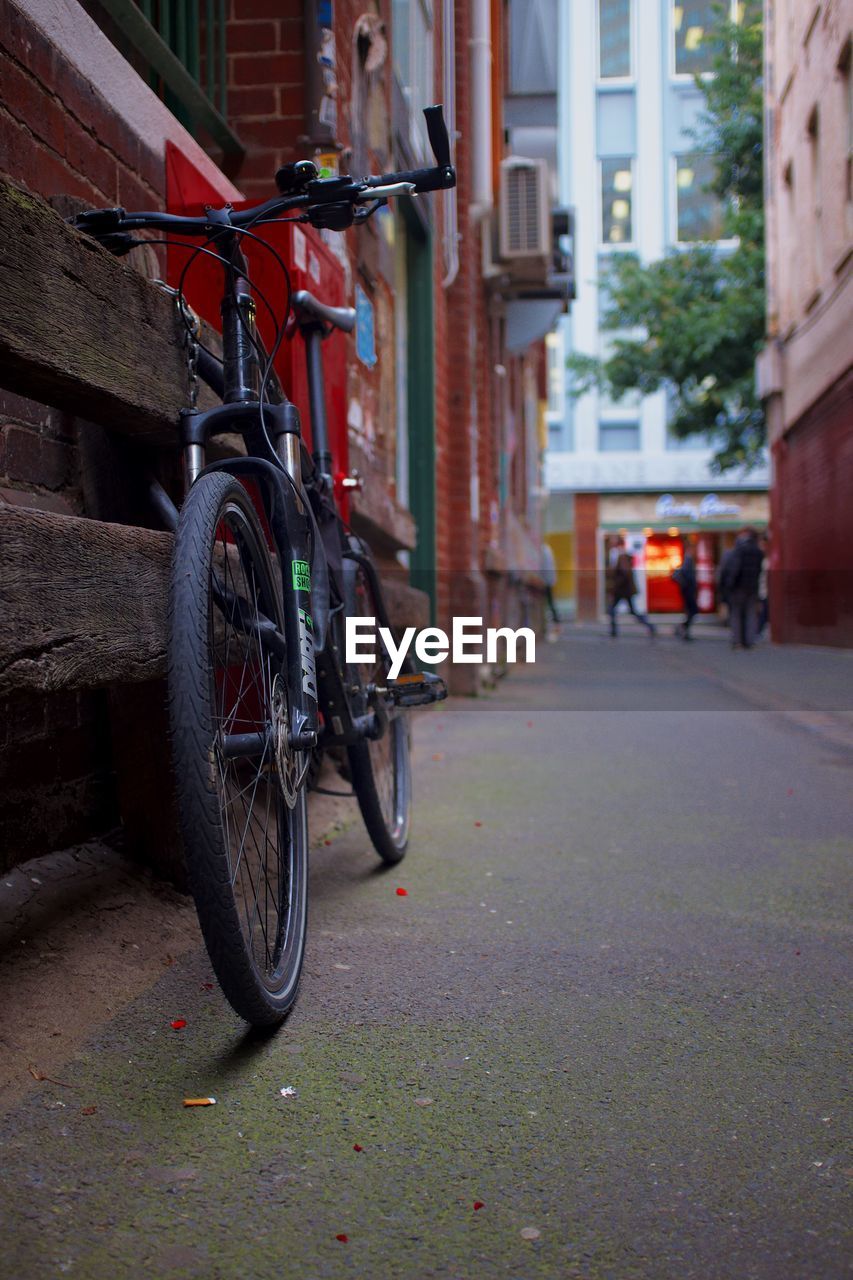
0 503 429 695
0 504 171 694
0 177 215 447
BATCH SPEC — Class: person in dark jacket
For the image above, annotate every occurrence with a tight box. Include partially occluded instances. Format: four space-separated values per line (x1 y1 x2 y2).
722 527 764 649
673 541 699 641
717 544 736 622
608 550 656 639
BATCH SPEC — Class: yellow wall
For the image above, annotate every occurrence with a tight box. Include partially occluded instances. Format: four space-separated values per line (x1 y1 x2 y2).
545 531 574 602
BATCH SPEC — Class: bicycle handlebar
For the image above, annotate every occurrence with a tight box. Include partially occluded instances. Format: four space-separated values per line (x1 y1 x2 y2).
73 105 455 244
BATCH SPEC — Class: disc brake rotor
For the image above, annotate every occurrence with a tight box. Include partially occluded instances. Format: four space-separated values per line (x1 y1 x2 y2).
273 675 302 809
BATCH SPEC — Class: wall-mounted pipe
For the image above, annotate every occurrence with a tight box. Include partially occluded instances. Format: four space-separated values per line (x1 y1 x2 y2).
469 0 493 219
442 0 460 287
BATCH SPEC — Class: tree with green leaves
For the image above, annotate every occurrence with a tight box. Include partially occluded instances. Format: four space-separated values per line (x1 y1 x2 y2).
568 1 765 471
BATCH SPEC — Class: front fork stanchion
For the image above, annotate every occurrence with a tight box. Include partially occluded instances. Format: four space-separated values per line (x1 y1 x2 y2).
184 443 206 489
277 433 303 489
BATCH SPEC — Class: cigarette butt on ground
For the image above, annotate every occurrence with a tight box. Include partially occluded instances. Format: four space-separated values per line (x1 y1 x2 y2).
183 1097 216 1107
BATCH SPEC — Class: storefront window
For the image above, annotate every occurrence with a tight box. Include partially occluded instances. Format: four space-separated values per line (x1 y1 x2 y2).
598 0 632 80
601 157 634 244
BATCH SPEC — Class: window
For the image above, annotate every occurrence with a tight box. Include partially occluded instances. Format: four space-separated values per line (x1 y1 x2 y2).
601 158 634 244
783 160 795 320
509 0 558 94
545 332 564 416
840 38 852 231
672 1 720 76
675 153 723 241
807 106 822 291
598 0 632 80
393 0 434 160
84 0 242 160
599 421 640 451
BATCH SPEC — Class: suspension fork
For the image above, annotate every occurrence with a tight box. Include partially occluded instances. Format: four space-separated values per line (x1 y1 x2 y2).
178 419 320 752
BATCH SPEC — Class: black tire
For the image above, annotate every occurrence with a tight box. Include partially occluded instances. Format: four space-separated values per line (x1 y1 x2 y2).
346 564 412 865
168 471 308 1026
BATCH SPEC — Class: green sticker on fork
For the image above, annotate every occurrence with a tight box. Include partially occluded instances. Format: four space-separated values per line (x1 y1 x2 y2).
292 560 311 592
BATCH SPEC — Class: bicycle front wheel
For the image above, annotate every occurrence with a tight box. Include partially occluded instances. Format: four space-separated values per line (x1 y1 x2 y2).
168 471 308 1026
346 563 412 865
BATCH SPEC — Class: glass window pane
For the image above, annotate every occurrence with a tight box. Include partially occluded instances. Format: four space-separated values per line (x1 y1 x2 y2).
673 0 718 76
599 0 631 79
510 0 558 94
676 153 723 240
392 0 410 86
601 157 634 244
599 421 640 451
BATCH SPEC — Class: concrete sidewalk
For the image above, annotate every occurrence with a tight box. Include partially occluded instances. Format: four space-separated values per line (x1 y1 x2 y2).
1 635 850 1279
552 622 853 747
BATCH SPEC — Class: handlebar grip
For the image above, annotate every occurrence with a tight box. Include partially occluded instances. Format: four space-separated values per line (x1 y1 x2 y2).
423 105 451 168
73 207 126 232
366 164 455 195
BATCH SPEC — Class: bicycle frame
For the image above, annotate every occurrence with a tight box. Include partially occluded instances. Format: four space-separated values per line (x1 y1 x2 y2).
177 229 321 755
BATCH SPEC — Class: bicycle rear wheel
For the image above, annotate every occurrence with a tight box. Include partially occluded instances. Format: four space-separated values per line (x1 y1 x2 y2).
346 563 412 865
168 471 308 1026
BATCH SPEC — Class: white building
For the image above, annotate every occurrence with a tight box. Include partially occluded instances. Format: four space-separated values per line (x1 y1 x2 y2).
545 0 769 621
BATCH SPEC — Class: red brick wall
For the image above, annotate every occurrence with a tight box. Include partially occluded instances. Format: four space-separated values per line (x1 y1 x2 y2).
0 688 117 873
0 0 164 209
226 0 304 198
772 367 853 648
438 0 471 632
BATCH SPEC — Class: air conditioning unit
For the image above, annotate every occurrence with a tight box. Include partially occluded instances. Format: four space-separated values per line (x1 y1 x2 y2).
499 157 551 260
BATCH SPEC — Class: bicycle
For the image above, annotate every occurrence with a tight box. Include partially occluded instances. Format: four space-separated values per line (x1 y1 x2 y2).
72 106 455 1027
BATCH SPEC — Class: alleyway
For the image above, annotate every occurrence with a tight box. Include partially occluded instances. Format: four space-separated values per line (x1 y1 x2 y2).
2 631 851 1279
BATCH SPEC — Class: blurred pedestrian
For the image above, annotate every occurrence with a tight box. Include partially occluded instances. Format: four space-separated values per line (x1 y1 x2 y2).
722 527 764 650
541 541 560 627
608 550 656 639
757 533 770 638
717 543 736 623
673 540 698 641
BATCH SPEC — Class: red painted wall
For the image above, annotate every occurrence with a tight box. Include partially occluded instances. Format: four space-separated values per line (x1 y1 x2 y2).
772 368 853 648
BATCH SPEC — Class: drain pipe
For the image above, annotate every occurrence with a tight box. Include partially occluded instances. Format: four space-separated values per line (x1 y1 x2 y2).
469 0 493 221
441 0 460 288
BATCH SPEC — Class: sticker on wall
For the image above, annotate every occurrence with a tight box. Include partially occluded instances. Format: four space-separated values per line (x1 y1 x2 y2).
355 285 377 368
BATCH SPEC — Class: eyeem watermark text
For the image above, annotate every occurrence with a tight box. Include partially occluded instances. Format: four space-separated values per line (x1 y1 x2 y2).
346 616 536 679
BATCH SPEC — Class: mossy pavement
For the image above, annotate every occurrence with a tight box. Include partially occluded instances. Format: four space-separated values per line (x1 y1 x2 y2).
1 630 851 1279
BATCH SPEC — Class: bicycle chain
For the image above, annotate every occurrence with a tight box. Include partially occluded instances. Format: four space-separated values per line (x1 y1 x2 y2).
154 280 202 410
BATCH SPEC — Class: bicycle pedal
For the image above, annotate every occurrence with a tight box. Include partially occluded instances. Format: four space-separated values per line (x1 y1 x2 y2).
386 671 448 707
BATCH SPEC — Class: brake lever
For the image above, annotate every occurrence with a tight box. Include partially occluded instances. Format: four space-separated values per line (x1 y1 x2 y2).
352 199 387 224
359 181 416 201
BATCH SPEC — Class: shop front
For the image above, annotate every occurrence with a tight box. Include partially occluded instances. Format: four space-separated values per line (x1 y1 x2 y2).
600 492 769 616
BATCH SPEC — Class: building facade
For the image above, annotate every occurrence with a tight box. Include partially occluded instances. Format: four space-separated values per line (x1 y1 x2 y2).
546 0 770 622
758 0 853 647
0 0 562 867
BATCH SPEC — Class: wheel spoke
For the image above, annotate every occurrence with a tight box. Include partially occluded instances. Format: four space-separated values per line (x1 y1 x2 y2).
172 476 307 1022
